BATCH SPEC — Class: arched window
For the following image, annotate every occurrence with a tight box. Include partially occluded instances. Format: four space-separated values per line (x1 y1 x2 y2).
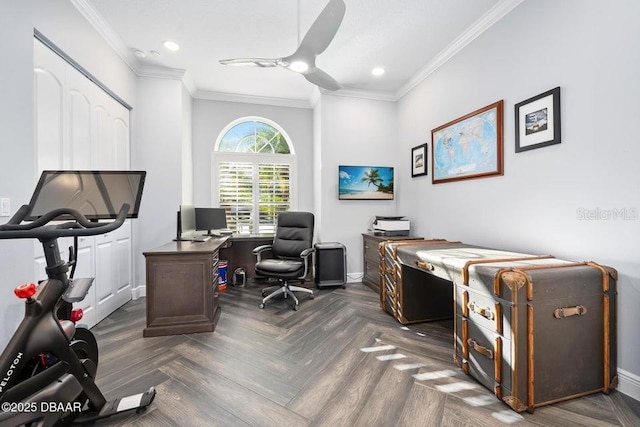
213 117 296 233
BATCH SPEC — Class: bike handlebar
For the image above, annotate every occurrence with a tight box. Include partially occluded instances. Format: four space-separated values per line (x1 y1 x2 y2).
0 204 130 240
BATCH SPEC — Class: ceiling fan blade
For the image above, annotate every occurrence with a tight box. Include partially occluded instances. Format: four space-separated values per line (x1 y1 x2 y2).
303 67 342 91
298 0 346 56
219 58 279 67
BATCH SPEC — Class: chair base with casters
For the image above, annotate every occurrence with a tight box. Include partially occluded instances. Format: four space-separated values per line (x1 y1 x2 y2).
254 249 315 311
259 279 314 311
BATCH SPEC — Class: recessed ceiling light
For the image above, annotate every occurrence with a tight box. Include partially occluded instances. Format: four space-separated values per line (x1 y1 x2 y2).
289 61 309 73
133 49 146 58
163 40 180 51
372 67 385 76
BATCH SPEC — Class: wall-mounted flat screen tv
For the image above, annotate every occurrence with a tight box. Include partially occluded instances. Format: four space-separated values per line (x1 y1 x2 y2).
338 165 394 200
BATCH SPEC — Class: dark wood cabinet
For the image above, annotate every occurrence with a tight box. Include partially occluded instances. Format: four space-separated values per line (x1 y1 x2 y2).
361 233 423 293
143 239 226 337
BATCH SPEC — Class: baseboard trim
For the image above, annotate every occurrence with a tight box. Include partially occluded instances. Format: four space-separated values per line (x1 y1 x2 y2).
347 272 364 283
617 368 640 401
131 285 147 300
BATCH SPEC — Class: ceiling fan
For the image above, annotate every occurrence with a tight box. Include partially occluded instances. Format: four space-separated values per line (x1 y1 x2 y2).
219 0 346 91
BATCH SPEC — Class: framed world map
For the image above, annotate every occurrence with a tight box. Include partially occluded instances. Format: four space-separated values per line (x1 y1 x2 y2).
431 100 504 184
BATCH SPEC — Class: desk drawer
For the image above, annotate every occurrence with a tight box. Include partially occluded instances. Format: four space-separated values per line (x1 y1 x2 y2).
455 285 509 336
363 238 381 261
455 315 511 394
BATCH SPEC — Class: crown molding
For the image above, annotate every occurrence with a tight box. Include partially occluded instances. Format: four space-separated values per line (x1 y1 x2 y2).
395 0 524 100
134 66 200 99
322 88 397 103
70 0 137 72
193 90 312 109
309 87 322 108
181 71 197 97
135 65 186 80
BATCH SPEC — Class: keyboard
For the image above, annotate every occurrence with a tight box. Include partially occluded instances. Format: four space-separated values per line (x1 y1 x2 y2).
191 236 211 242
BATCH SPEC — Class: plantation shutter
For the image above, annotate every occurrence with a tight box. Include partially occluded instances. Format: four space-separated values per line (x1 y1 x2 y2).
218 162 254 233
214 118 296 233
258 163 291 233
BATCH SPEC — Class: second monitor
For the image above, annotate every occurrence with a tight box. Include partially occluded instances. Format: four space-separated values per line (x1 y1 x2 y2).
195 207 231 236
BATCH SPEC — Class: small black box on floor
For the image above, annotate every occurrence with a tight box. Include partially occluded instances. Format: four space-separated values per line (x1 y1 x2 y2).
314 242 347 288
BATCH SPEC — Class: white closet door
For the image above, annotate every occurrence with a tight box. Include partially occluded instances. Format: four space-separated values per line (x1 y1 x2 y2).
34 39 65 173
33 38 133 327
33 39 65 273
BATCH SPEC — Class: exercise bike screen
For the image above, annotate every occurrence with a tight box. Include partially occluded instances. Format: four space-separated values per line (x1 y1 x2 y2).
27 170 146 220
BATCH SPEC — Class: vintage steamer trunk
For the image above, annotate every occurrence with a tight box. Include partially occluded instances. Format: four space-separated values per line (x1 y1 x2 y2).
400 245 617 413
379 239 459 324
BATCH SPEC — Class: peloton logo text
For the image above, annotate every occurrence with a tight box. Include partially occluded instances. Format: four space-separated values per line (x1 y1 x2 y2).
0 352 23 394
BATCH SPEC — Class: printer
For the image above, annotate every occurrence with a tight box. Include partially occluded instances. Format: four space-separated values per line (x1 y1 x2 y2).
372 216 410 236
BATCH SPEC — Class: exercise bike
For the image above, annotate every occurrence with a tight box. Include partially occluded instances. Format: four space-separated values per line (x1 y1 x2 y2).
0 170 155 426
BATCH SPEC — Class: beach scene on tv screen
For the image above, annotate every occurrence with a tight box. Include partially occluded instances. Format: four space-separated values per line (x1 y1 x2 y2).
339 166 394 200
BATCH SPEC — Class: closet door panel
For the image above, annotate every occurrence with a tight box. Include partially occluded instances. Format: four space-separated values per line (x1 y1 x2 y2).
74 237 97 328
95 104 115 170
113 222 132 309
95 233 115 323
114 117 130 170
34 40 65 173
66 65 94 169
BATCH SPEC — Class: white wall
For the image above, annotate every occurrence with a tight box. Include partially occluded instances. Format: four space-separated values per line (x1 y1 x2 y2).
0 0 136 348
316 94 397 279
181 85 194 204
312 97 323 239
131 77 186 292
0 2 38 349
191 99 314 211
396 0 640 399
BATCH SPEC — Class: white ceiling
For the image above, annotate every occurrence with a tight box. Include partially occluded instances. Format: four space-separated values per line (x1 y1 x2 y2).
83 0 518 104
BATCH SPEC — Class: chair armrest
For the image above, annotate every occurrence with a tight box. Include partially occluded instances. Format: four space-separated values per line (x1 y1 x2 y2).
253 244 272 255
253 244 273 262
300 247 315 259
299 247 315 279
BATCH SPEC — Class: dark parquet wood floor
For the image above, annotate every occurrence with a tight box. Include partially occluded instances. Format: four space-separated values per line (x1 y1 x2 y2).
91 282 640 426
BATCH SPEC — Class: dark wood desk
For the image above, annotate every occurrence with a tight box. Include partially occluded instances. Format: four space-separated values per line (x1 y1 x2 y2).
219 233 274 279
143 238 226 337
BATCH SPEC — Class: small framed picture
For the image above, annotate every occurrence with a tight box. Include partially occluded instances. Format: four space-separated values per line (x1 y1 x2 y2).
515 87 561 152
411 143 428 177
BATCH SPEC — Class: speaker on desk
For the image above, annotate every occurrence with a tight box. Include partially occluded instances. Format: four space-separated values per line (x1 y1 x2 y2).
314 242 347 288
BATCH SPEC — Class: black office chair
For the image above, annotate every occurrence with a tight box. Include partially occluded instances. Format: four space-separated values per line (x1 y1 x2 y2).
253 211 315 311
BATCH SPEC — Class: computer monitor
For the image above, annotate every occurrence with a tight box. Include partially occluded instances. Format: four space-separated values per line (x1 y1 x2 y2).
178 205 196 240
195 208 227 235
26 170 146 220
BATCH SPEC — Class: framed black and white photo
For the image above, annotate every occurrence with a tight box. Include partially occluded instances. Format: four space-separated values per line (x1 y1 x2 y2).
515 87 561 152
411 143 427 177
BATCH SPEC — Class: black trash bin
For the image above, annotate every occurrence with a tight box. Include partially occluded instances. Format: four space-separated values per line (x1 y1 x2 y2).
314 242 347 288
